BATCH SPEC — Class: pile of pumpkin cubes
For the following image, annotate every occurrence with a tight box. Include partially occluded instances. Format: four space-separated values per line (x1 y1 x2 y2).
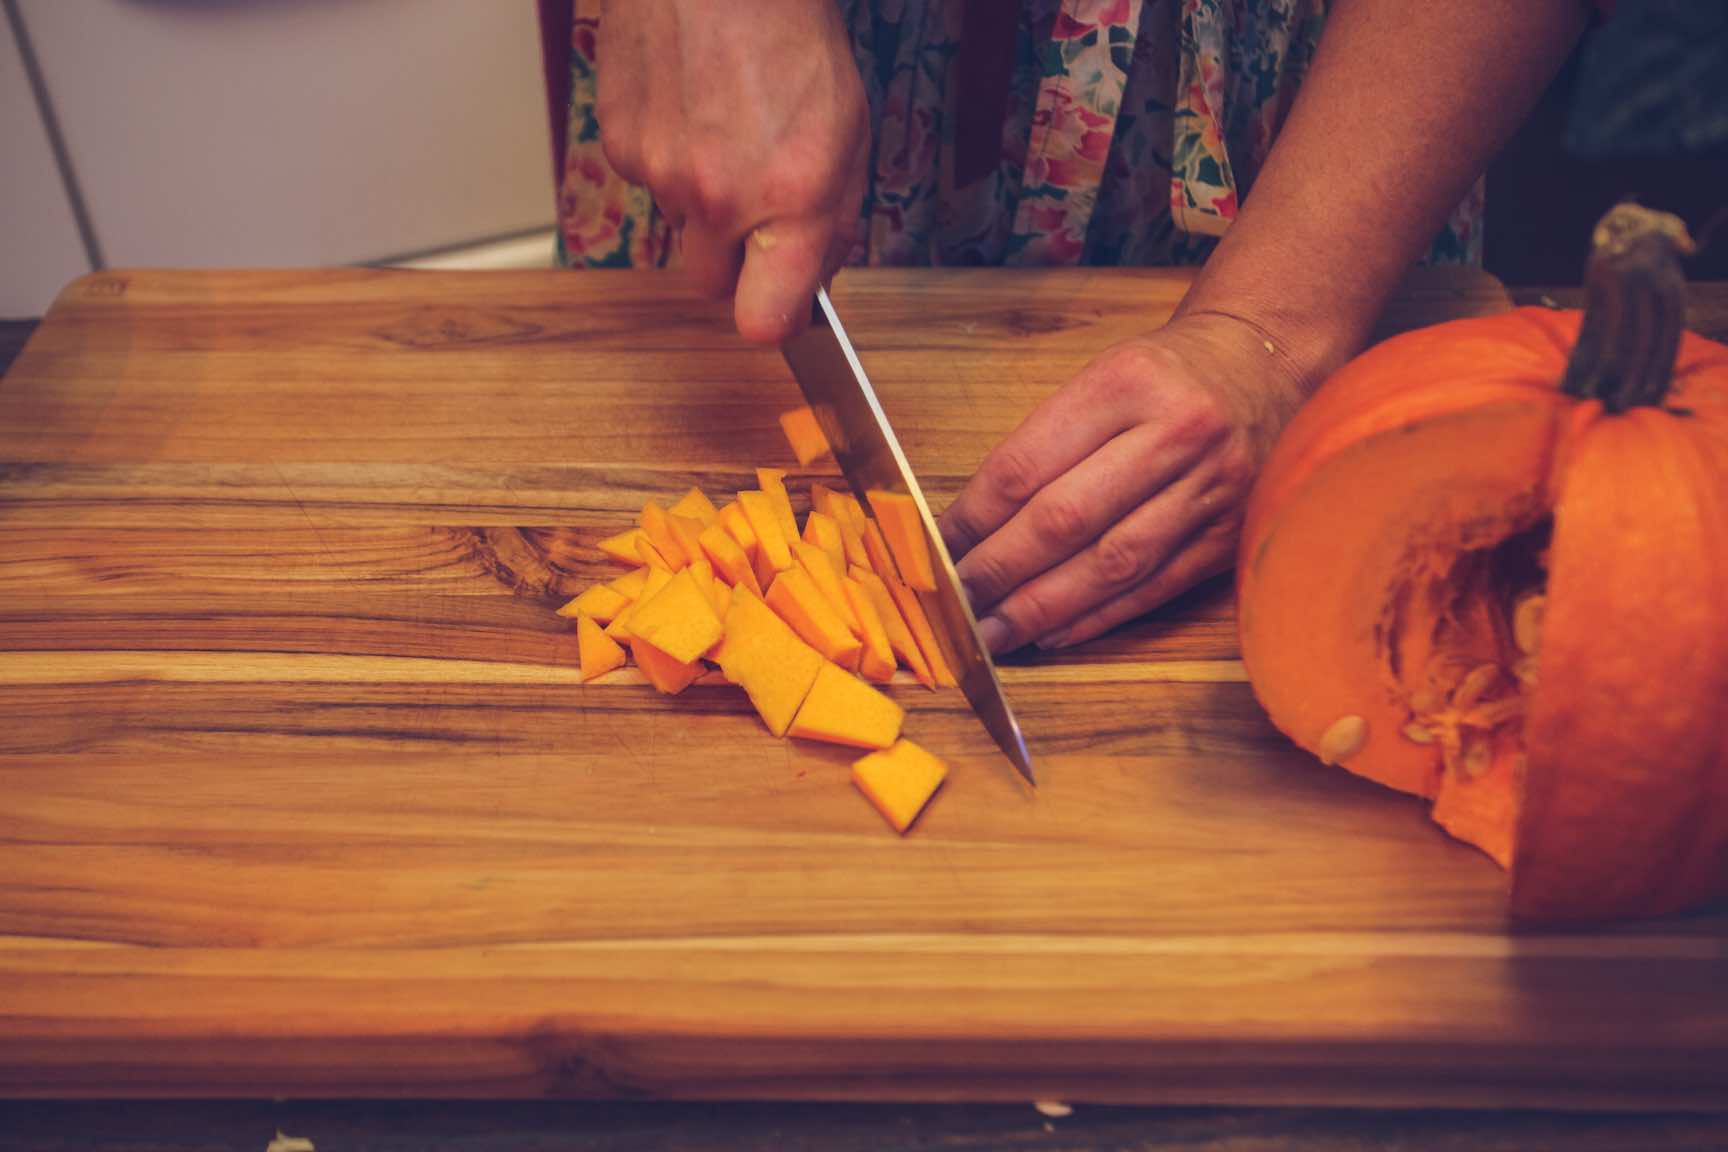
558 408 952 834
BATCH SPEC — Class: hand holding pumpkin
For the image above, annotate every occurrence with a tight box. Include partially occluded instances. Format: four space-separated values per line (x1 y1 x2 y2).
938 313 1311 654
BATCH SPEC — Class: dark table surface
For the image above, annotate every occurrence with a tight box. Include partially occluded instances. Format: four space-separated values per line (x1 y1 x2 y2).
2 285 1725 1151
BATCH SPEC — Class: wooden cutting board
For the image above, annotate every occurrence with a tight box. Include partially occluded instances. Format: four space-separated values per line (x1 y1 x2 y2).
2 267 1724 1109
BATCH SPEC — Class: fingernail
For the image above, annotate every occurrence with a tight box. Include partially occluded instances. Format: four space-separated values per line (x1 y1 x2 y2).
1036 630 1070 651
977 615 1010 654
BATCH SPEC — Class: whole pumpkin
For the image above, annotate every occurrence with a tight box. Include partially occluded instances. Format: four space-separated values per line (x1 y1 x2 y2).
1237 205 1728 921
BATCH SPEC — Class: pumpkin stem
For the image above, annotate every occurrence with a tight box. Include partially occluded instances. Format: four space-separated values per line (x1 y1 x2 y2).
1560 204 1695 411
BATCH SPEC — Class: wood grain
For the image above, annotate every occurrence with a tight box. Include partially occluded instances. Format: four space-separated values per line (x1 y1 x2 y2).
2 266 1724 1109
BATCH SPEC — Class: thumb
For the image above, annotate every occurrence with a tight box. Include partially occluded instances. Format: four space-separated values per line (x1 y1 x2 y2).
733 218 831 344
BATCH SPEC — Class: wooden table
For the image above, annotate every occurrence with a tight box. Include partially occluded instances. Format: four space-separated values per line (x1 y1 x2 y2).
1 273 1725 1151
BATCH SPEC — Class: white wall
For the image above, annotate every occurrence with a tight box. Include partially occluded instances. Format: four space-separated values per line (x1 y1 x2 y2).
1 8 90 317
3 0 556 316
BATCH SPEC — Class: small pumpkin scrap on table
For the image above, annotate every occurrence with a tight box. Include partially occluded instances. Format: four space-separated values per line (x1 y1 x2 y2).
1238 204 1728 922
557 404 952 834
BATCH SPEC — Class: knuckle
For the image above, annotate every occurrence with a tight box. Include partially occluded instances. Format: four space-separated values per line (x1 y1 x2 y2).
1032 492 1093 551
1212 436 1258 495
1093 530 1147 588
1002 583 1063 643
1168 387 1233 448
1088 343 1161 406
685 148 736 222
984 442 1044 506
959 548 1014 609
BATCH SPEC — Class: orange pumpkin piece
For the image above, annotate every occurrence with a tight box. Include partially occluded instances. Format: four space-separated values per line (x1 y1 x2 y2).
852 565 934 688
843 576 897 684
667 514 709 571
631 636 705 695
669 486 720 526
698 520 762 595
685 557 728 618
880 569 957 688
802 510 848 576
766 565 863 668
867 490 937 592
812 484 871 569
608 567 651 600
635 534 674 573
859 516 901 584
852 739 948 833
789 662 904 749
738 489 794 577
639 500 690 569
778 405 834 466
1237 204 1728 922
755 467 801 544
717 582 825 736
558 583 630 623
577 613 627 683
718 501 762 569
596 528 646 565
628 566 723 664
605 566 673 642
793 539 862 636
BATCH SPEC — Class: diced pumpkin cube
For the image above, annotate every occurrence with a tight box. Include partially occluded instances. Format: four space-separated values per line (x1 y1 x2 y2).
640 500 690 569
596 528 646 565
738 490 794 576
699 521 762 595
810 483 842 522
718 583 824 736
844 576 896 684
631 636 704 695
605 566 673 642
628 567 723 664
867 490 937 592
812 485 871 570
669 486 720 525
838 492 869 532
789 662 904 749
882 570 957 688
636 534 674 572
577 613 627 683
766 565 863 668
778 405 833 465
755 467 801 543
793 539 861 635
803 510 847 576
608 567 651 600
719 501 761 566
852 566 934 688
558 583 631 623
852 740 948 833
860 517 900 583
686 557 727 618
668 514 708 570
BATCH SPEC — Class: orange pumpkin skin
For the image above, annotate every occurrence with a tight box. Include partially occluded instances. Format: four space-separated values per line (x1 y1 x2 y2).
1238 274 1728 921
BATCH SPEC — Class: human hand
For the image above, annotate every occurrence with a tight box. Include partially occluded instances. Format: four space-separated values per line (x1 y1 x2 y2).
596 0 869 342
939 314 1312 654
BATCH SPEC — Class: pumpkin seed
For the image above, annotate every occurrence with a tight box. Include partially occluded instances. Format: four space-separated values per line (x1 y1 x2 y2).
1462 695 1525 729
1463 736 1493 779
1452 663 1501 711
1319 714 1368 765
1514 594 1546 656
1514 656 1539 687
1402 722 1437 745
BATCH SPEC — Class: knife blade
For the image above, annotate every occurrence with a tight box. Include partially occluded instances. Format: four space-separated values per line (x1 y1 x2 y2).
780 286 1036 786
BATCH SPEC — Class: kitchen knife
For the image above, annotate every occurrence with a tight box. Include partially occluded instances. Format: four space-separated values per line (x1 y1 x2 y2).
780 286 1036 786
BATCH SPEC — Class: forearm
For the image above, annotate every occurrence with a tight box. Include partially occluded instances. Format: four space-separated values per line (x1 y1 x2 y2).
1176 0 1589 389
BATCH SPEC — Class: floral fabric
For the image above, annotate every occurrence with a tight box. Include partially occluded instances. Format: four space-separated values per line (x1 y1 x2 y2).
554 0 1484 271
